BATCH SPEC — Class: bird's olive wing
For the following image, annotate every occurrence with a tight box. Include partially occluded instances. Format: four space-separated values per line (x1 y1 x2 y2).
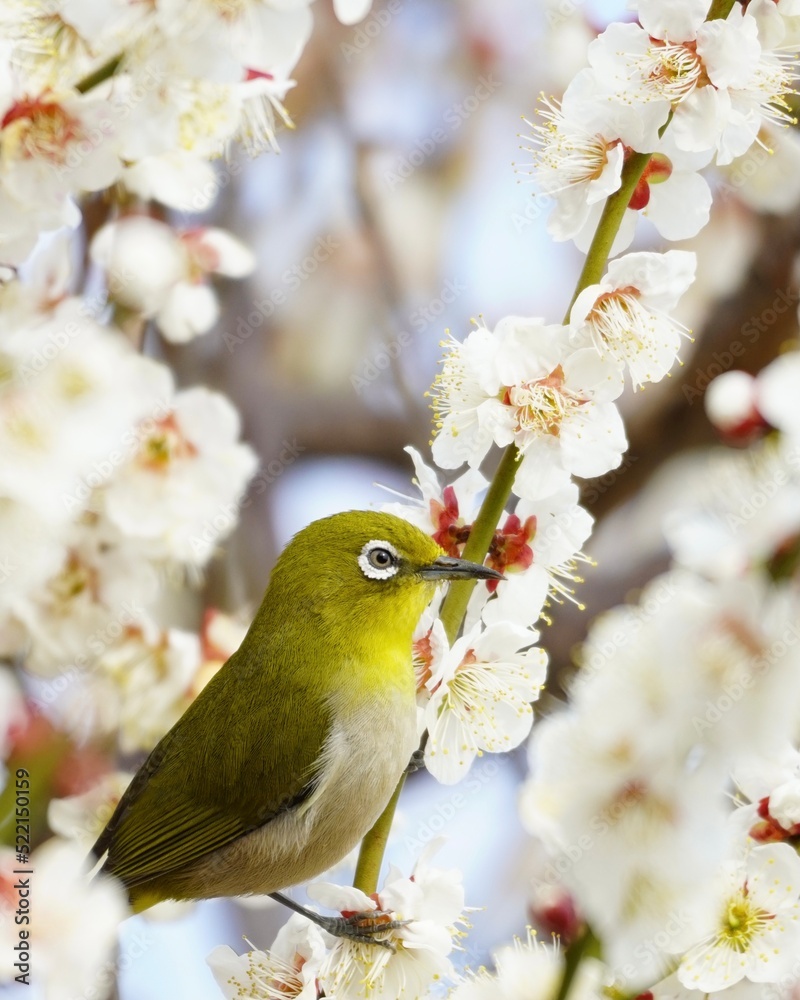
92 651 331 888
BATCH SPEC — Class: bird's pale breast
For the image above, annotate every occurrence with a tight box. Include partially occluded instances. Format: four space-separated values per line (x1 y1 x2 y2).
151 678 418 901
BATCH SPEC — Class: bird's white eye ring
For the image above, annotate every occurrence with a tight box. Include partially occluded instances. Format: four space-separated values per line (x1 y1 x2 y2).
358 540 400 580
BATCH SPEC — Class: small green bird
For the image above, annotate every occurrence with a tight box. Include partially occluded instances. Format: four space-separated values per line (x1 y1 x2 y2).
91 510 499 929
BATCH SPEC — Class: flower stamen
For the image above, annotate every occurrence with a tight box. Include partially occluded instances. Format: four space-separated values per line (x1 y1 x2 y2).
521 95 622 194
504 365 587 441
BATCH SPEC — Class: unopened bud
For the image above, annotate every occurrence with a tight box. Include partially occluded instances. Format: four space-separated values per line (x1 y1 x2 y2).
529 884 582 945
705 370 767 444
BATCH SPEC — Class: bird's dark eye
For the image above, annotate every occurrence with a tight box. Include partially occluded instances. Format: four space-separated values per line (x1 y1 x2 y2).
358 540 401 580
369 548 394 569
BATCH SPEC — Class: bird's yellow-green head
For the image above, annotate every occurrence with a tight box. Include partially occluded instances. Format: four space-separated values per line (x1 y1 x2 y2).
265 510 501 644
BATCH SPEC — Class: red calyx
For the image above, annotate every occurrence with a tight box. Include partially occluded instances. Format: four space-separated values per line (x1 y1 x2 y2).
749 796 800 843
485 513 536 591
530 889 582 946
627 152 673 212
245 68 275 81
431 486 471 557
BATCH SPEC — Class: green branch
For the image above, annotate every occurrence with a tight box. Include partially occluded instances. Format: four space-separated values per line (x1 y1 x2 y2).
439 444 521 643
554 928 601 1000
707 0 736 21
75 54 123 95
564 152 651 319
352 775 406 894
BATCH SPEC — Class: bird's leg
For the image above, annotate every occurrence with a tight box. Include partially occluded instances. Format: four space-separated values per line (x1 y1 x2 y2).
269 892 408 950
405 748 425 774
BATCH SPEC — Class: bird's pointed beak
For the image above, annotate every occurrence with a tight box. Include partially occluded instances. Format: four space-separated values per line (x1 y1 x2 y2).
417 555 504 582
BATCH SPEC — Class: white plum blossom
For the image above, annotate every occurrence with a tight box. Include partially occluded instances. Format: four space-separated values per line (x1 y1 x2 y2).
208 914 329 1000
704 369 762 439
0 295 172 525
521 0 799 250
521 591 736 978
723 124 800 214
523 65 667 237
631 574 800 764
384 452 494 623
430 316 626 500
521 565 800 985
622 162 711 251
0 66 125 260
102 386 258 566
60 619 202 752
523 704 727 987
572 136 713 254
0 89 122 202
0 0 335 230
572 570 800 767
91 216 185 317
2 515 158 675
236 70 297 156
569 250 697 388
105 24 299 164
91 217 255 343
307 851 466 999
732 746 800 845
632 0 713 43
429 322 510 471
0 184 78 266
489 320 628 492
663 441 800 581
756 350 800 443
677 844 800 992
110 67 292 167
153 0 314 81
522 67 713 253
735 746 800 810
121 151 220 213
592 2 798 166
627 143 714 250
382 445 488 546
476 484 593 630
450 932 605 1000
448 933 561 1000
0 226 73 324
0 839 128 1000
0 0 146 89
423 620 547 784
0 500 66 646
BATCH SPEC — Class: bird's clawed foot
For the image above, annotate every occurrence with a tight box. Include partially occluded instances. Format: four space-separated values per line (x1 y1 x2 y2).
269 891 407 950
317 909 408 950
